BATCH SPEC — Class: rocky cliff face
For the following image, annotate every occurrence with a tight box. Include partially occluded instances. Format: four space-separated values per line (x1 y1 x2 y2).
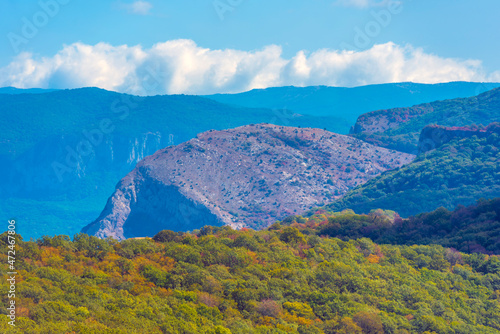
83 124 415 240
0 132 170 199
349 88 500 154
418 123 500 154
350 104 434 135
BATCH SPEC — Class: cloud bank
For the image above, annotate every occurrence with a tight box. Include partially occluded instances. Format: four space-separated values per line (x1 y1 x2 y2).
1 40 499 95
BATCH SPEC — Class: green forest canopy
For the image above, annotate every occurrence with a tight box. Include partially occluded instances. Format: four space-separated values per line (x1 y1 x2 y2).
1 220 499 333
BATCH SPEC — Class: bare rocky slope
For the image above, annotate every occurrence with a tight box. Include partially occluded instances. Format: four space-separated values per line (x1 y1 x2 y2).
83 124 414 239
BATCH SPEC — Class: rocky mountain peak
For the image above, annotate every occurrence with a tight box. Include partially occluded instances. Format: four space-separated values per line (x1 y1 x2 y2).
83 124 414 239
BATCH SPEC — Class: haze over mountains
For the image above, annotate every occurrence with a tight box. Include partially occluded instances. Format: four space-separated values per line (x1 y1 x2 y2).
0 87 59 94
206 82 500 133
2 82 499 239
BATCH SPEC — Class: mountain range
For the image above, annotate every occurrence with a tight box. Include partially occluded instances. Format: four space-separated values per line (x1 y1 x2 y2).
2 82 500 239
0 88 345 238
206 81 500 133
83 124 413 240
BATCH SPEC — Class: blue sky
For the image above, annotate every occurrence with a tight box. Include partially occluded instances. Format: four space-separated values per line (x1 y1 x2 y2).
1 0 499 94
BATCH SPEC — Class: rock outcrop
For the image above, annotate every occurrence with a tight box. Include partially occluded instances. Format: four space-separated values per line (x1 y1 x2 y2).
350 104 434 135
418 123 500 154
349 88 500 154
83 124 414 240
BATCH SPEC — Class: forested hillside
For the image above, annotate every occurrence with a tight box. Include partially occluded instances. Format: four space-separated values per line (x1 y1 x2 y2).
300 198 500 254
1 226 500 333
351 88 500 153
324 127 500 217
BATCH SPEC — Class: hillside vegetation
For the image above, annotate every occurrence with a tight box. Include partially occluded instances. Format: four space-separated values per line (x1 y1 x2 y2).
299 198 500 255
2 225 500 333
351 88 500 153
324 128 500 217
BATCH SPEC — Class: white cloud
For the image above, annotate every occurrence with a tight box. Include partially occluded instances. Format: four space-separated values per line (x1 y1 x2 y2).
122 1 152 15
334 0 398 9
0 40 497 95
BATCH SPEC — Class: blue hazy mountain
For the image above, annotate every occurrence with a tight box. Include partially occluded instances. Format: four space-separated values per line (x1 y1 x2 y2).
205 82 500 134
0 87 58 94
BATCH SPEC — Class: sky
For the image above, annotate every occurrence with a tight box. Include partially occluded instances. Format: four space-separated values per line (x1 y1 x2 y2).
1 0 499 95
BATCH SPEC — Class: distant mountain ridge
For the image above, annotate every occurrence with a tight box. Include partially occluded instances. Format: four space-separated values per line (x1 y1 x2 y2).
206 82 500 134
83 124 414 240
0 87 58 94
